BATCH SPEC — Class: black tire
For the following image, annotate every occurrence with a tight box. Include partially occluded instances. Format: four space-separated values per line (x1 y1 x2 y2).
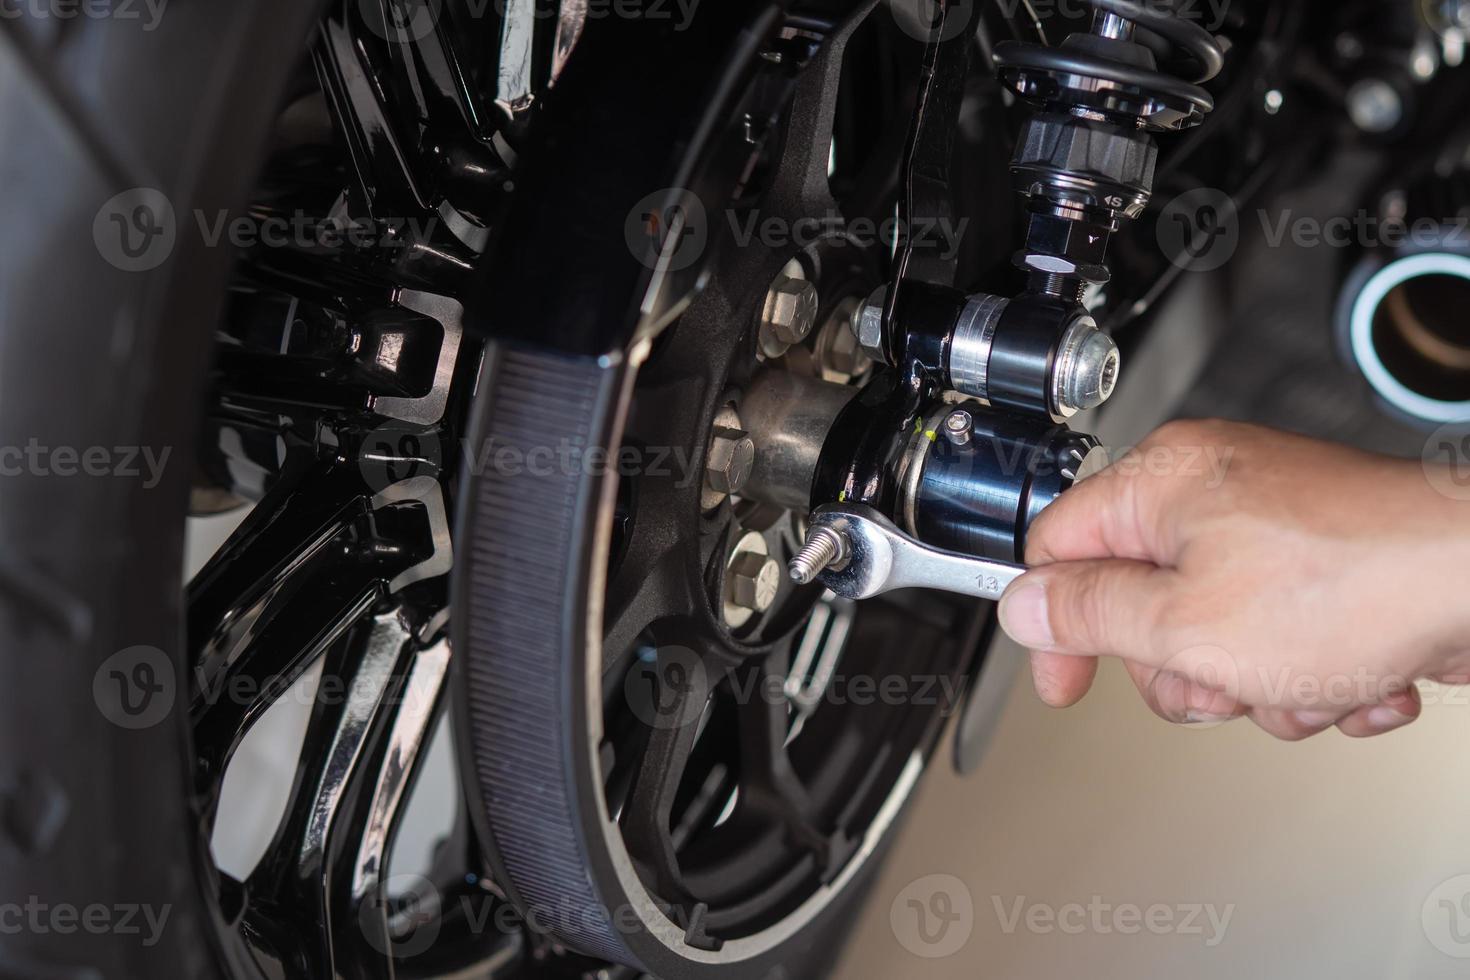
0 6 321 976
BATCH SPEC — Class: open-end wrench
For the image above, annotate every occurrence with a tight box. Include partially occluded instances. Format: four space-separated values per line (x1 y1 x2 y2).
789 504 1026 602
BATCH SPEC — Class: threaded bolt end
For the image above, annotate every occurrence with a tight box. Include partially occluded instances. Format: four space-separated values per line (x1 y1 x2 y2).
789 526 848 585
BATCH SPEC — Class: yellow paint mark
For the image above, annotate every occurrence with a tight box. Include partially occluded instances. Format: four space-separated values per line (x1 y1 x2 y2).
925 429 938 442
838 490 847 502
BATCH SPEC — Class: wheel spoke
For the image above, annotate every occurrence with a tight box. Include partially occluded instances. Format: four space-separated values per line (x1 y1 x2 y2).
601 544 699 674
242 609 451 978
618 646 713 908
314 2 508 231
189 466 452 818
732 643 852 879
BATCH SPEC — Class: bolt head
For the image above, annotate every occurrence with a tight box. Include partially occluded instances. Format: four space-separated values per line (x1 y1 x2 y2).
825 323 869 376
855 286 888 360
762 277 819 347
943 410 973 445
706 426 755 495
730 552 782 612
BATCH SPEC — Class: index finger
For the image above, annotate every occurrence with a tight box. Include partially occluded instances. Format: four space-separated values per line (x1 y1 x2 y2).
1026 456 1161 566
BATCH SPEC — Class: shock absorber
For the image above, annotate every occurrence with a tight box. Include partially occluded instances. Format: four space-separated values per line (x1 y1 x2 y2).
995 0 1226 301
804 1 1228 570
855 2 1227 424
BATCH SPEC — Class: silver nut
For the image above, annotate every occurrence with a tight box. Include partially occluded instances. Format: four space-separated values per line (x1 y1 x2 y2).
761 277 819 349
1022 254 1082 275
1053 317 1121 416
706 426 755 494
825 322 869 377
854 286 888 361
817 299 873 380
729 552 782 612
789 525 849 585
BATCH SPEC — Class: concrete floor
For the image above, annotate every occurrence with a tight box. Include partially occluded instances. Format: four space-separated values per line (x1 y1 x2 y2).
834 646 1470 980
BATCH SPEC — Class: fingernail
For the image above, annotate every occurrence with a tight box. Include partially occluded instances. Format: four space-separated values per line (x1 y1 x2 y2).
1029 657 1060 706
999 583 1054 651
1366 705 1413 732
1292 710 1340 729
1183 711 1235 726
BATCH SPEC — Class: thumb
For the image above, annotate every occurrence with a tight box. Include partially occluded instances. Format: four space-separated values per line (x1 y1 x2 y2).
997 560 1177 661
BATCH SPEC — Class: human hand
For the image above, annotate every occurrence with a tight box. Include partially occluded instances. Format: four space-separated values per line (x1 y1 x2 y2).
997 420 1470 739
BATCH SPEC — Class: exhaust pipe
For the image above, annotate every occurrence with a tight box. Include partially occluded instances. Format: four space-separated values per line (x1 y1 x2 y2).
1340 251 1470 424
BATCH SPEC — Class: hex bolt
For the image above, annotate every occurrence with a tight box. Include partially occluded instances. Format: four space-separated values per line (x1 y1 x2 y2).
788 525 850 585
825 322 869 377
760 276 819 356
943 410 973 446
706 426 755 495
818 299 872 379
729 552 782 613
853 286 888 362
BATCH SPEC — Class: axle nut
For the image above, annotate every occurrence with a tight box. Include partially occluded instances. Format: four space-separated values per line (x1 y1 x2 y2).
1054 318 1120 416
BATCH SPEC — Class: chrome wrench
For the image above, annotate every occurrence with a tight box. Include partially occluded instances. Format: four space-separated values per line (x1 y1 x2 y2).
790 504 1026 602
